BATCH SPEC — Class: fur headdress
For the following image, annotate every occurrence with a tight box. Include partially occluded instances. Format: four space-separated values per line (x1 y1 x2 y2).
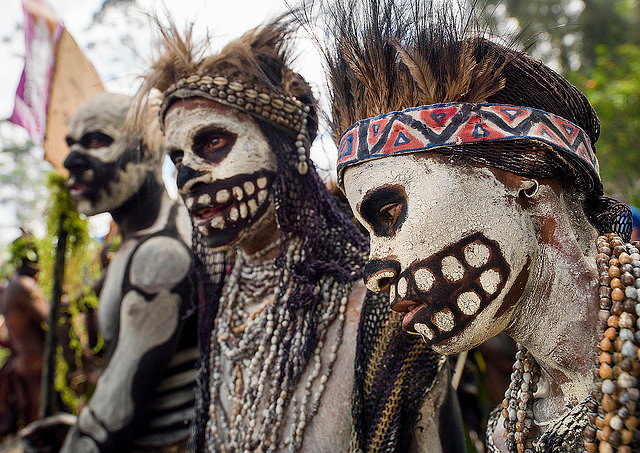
133 18 318 173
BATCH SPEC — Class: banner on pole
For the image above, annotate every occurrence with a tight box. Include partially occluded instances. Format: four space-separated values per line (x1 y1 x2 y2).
9 0 104 174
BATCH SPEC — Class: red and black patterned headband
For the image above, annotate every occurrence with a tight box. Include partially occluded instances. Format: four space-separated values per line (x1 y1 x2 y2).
336 102 599 188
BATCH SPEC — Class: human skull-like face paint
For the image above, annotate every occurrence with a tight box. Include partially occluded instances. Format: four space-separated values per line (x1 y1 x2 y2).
343 153 536 354
164 97 276 250
64 93 154 216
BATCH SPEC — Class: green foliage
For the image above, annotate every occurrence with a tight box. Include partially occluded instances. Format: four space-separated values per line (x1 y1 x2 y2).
38 171 104 413
484 0 640 205
569 43 640 205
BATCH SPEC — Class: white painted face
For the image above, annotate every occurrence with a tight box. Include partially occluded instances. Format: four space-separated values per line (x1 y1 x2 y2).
164 97 277 250
64 93 157 216
343 153 536 354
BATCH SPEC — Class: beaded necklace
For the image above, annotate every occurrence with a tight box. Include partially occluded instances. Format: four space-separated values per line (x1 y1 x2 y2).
205 237 350 452
491 234 640 453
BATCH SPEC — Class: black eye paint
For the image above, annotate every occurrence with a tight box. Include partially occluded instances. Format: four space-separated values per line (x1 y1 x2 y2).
192 127 237 164
360 184 408 237
81 131 114 149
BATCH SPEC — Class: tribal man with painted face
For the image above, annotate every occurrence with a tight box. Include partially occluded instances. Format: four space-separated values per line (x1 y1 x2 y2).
134 19 465 452
58 93 196 451
321 1 640 452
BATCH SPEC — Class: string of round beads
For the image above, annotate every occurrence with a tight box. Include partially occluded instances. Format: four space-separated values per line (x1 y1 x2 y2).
501 345 539 453
205 237 349 452
499 233 640 453
584 234 640 453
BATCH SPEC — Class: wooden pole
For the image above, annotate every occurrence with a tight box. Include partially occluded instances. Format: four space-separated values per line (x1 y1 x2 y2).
39 212 67 418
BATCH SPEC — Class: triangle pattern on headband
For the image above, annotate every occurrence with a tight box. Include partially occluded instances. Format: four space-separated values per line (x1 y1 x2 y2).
384 122 425 153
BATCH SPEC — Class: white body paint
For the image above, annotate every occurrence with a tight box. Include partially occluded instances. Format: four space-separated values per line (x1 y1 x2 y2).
344 154 535 353
343 151 602 444
165 98 454 450
130 237 191 293
86 290 180 431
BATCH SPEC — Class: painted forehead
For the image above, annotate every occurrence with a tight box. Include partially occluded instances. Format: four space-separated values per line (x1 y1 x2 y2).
164 98 267 150
344 154 432 207
67 110 123 141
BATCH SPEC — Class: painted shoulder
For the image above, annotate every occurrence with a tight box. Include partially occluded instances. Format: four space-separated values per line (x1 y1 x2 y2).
129 236 191 294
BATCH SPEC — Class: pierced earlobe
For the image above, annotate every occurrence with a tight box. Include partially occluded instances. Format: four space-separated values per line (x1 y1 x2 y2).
521 179 539 199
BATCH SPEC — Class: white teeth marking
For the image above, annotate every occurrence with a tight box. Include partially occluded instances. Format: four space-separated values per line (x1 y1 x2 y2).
185 197 194 209
257 176 268 189
232 186 244 201
216 189 230 203
243 181 255 196
415 323 434 340
432 309 454 332
464 242 490 268
198 193 212 205
210 216 225 229
389 284 396 304
414 267 435 292
229 207 239 222
397 277 408 298
441 256 465 282
248 199 258 215
457 291 481 315
257 189 267 203
479 269 501 295
239 203 248 219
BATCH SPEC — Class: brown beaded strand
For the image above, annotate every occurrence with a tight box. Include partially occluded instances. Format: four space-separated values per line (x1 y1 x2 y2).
584 234 640 453
499 233 640 453
501 345 540 453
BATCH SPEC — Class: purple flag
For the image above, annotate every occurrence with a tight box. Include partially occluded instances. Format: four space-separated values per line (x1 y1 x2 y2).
9 0 63 145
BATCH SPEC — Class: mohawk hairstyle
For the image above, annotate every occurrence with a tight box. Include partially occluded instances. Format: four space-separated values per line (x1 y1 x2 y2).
315 0 599 146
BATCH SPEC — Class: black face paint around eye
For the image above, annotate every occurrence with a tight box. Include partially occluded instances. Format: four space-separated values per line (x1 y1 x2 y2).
360 184 408 237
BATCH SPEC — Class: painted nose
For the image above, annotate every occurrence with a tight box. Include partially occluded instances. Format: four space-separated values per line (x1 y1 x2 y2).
363 259 401 292
176 164 206 192
63 151 88 173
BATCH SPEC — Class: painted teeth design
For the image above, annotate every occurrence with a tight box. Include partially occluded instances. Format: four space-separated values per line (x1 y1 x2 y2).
395 233 507 343
479 269 501 294
198 193 212 205
390 284 396 304
232 186 244 201
210 216 225 230
415 323 434 340
457 291 481 315
239 203 248 219
243 181 255 196
216 189 230 203
185 197 195 209
441 256 465 282
257 189 267 203
229 207 239 221
248 199 258 215
433 309 454 332
257 176 268 189
464 242 490 268
414 268 435 292
397 277 408 298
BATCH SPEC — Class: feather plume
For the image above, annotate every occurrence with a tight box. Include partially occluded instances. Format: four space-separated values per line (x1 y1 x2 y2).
305 0 598 144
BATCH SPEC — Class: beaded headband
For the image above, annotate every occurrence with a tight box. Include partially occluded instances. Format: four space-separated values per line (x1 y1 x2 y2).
336 102 599 188
160 75 312 175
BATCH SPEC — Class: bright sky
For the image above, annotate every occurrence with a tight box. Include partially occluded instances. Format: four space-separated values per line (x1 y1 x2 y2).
0 0 335 242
